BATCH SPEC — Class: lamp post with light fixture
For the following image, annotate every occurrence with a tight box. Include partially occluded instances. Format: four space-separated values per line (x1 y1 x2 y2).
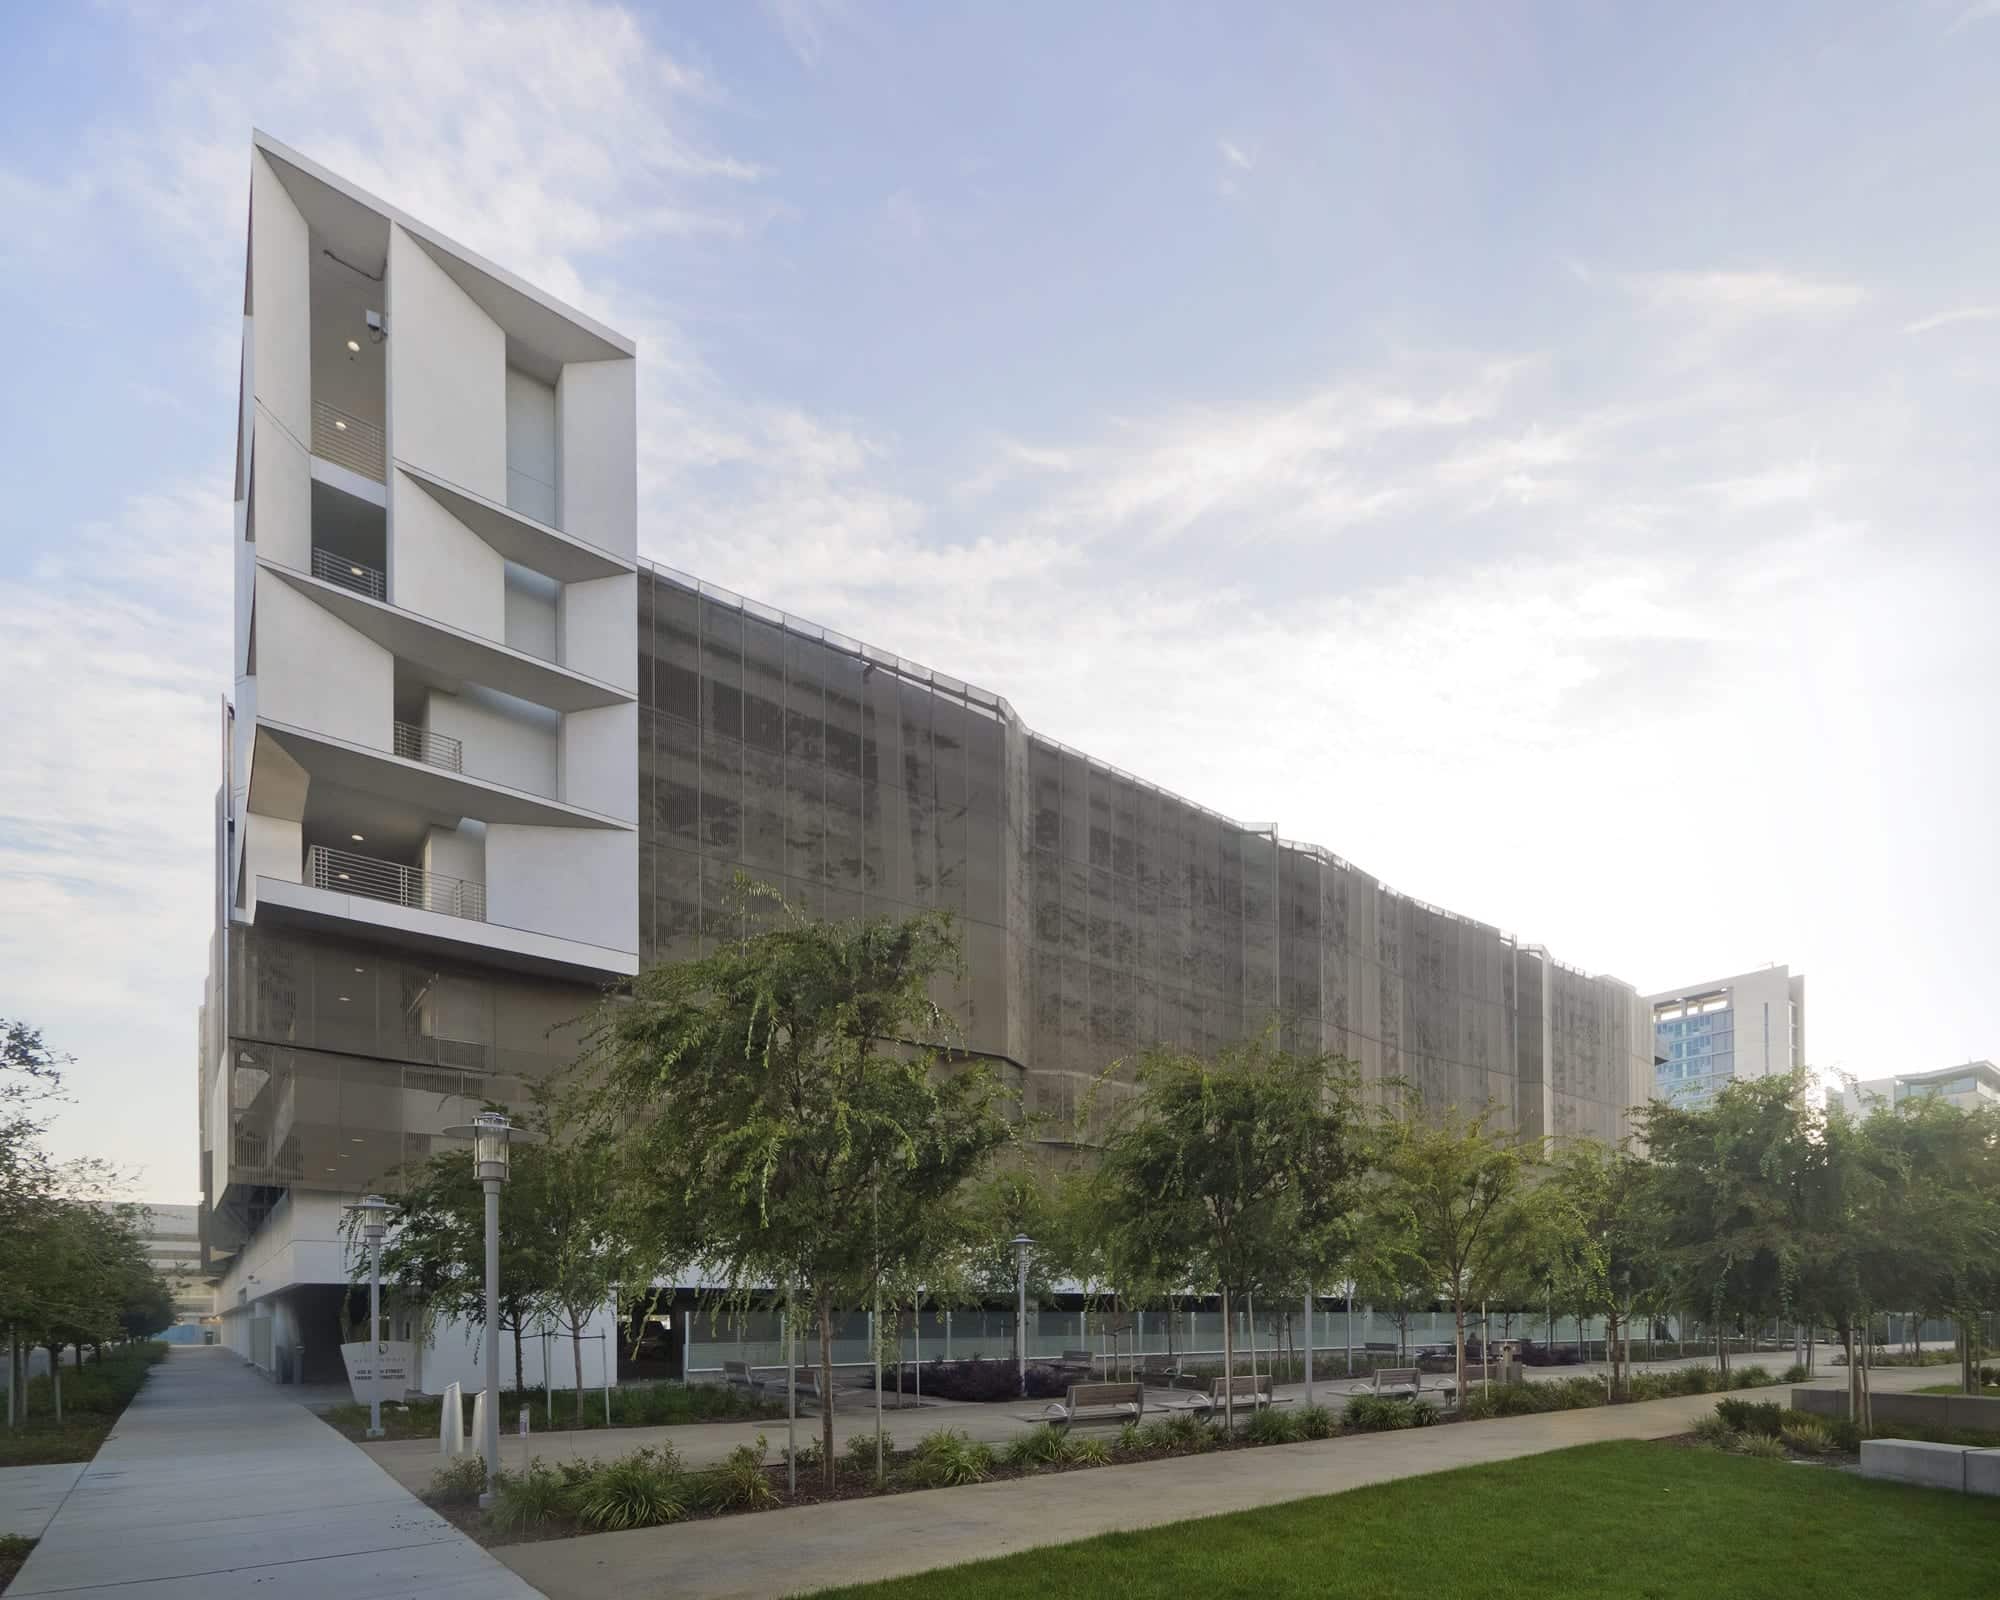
347 1194 391 1437
1009 1234 1034 1398
444 1111 514 1503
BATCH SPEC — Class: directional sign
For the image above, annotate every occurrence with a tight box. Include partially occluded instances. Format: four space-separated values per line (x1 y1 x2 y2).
340 1340 415 1405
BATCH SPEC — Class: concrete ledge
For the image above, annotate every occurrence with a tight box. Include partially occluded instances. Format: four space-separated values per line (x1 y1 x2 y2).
1860 1438 1967 1491
1790 1386 2000 1434
1967 1449 2000 1498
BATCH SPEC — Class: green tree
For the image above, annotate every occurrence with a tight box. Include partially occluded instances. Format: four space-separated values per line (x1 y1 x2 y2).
1366 1105 1531 1400
1640 1075 1820 1378
362 1140 557 1394
1092 1039 1367 1429
570 887 1014 1486
1540 1139 1657 1397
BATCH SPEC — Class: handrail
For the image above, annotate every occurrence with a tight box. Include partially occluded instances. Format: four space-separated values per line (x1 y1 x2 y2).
312 399 385 482
304 845 486 922
311 547 386 601
393 721 464 773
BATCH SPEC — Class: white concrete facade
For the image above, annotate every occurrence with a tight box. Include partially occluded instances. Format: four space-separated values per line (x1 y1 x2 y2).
1645 964 1806 1108
204 135 641 1396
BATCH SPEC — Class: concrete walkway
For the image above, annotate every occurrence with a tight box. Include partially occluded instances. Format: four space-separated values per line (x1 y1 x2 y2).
0 1464 83 1538
493 1360 1952 1600
361 1345 1861 1491
7 1345 545 1599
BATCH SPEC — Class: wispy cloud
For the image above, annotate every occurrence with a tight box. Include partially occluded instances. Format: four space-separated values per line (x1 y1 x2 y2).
1903 305 2000 335
1627 269 1864 320
1218 138 1255 171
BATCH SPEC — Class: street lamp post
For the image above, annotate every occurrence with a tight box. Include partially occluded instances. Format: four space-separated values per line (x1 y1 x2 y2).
349 1194 392 1438
445 1112 515 1506
1009 1234 1034 1398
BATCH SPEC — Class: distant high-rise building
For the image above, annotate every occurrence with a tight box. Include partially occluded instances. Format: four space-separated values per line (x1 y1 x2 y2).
1837 1060 2000 1118
1646 966 1805 1109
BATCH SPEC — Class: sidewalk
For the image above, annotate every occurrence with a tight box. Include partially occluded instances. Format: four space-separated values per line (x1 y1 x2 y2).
360 1344 1865 1491
0 1464 83 1539
492 1360 1953 1600
7 1345 545 1599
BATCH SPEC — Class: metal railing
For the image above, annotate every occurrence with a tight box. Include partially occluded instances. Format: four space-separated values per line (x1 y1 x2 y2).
392 720 464 772
305 846 486 922
312 399 386 482
311 547 386 601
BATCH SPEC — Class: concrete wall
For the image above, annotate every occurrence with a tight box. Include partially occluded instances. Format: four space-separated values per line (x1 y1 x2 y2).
486 823 637 953
390 472 504 640
251 416 312 573
560 571 637 689
503 563 559 661
249 150 311 450
243 812 302 886
425 686 557 797
421 823 485 887
1791 1386 2000 1434
505 368 559 524
559 701 637 820
386 225 506 498
254 571 393 748
557 358 637 558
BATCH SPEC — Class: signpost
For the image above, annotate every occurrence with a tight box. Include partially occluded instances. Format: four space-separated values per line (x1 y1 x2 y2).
339 1340 415 1407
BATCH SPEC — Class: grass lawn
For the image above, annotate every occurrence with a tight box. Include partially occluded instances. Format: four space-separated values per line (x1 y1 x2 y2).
0 1416 118 1469
1915 1384 2000 1397
808 1441 2000 1600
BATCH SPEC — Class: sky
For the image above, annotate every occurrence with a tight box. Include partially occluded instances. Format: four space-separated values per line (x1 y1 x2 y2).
2 0 1997 1201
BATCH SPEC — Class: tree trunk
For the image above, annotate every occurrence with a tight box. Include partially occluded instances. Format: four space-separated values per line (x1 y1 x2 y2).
51 1347 62 1424
1453 1299 1466 1403
571 1320 585 1427
818 1296 837 1490
74 1344 83 1371
1221 1285 1235 1433
512 1320 525 1397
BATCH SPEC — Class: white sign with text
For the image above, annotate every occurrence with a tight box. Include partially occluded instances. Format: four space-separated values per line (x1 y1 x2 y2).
340 1340 415 1405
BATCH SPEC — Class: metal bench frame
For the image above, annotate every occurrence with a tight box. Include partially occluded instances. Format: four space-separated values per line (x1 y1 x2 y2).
1031 1380 1147 1432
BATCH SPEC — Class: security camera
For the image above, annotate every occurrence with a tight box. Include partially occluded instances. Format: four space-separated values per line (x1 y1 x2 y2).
365 308 386 343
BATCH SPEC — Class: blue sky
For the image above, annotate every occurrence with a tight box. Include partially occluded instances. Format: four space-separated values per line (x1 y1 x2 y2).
3 0 1998 1196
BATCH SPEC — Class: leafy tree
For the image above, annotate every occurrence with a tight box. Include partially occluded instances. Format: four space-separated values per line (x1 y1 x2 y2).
1366 1105 1531 1399
569 886 1014 1486
1640 1074 1821 1377
362 1140 557 1393
1092 1038 1367 1428
1539 1139 1657 1396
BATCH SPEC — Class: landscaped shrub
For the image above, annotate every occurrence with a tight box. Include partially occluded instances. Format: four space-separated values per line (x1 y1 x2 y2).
1780 1419 1834 1456
1245 1407 1301 1444
1827 1418 1862 1453
1782 1363 1810 1383
1738 1432 1788 1460
1070 1436 1112 1465
1691 1413 1735 1448
425 1455 488 1505
1117 1421 1146 1452
1141 1412 1221 1454
901 1429 995 1487
780 1436 824 1475
844 1430 893 1475
900 1357 1071 1403
1001 1423 1076 1469
1342 1395 1438 1432
572 1448 688 1530
699 1437 778 1511
1294 1404 1336 1439
485 1459 576 1535
1730 1365 1777 1391
1715 1399 1784 1437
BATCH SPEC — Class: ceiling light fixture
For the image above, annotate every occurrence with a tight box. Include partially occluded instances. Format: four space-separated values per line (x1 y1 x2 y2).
337 871 351 880
338 995 350 1003
333 418 348 431
346 338 361 353
350 833 364 842
350 564 364 577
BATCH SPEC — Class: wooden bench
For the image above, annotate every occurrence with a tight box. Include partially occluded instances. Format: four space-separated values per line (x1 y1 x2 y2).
1361 1366 1422 1400
1140 1354 1188 1388
1056 1348 1096 1374
1030 1381 1146 1432
722 1360 767 1396
1186 1373 1280 1418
